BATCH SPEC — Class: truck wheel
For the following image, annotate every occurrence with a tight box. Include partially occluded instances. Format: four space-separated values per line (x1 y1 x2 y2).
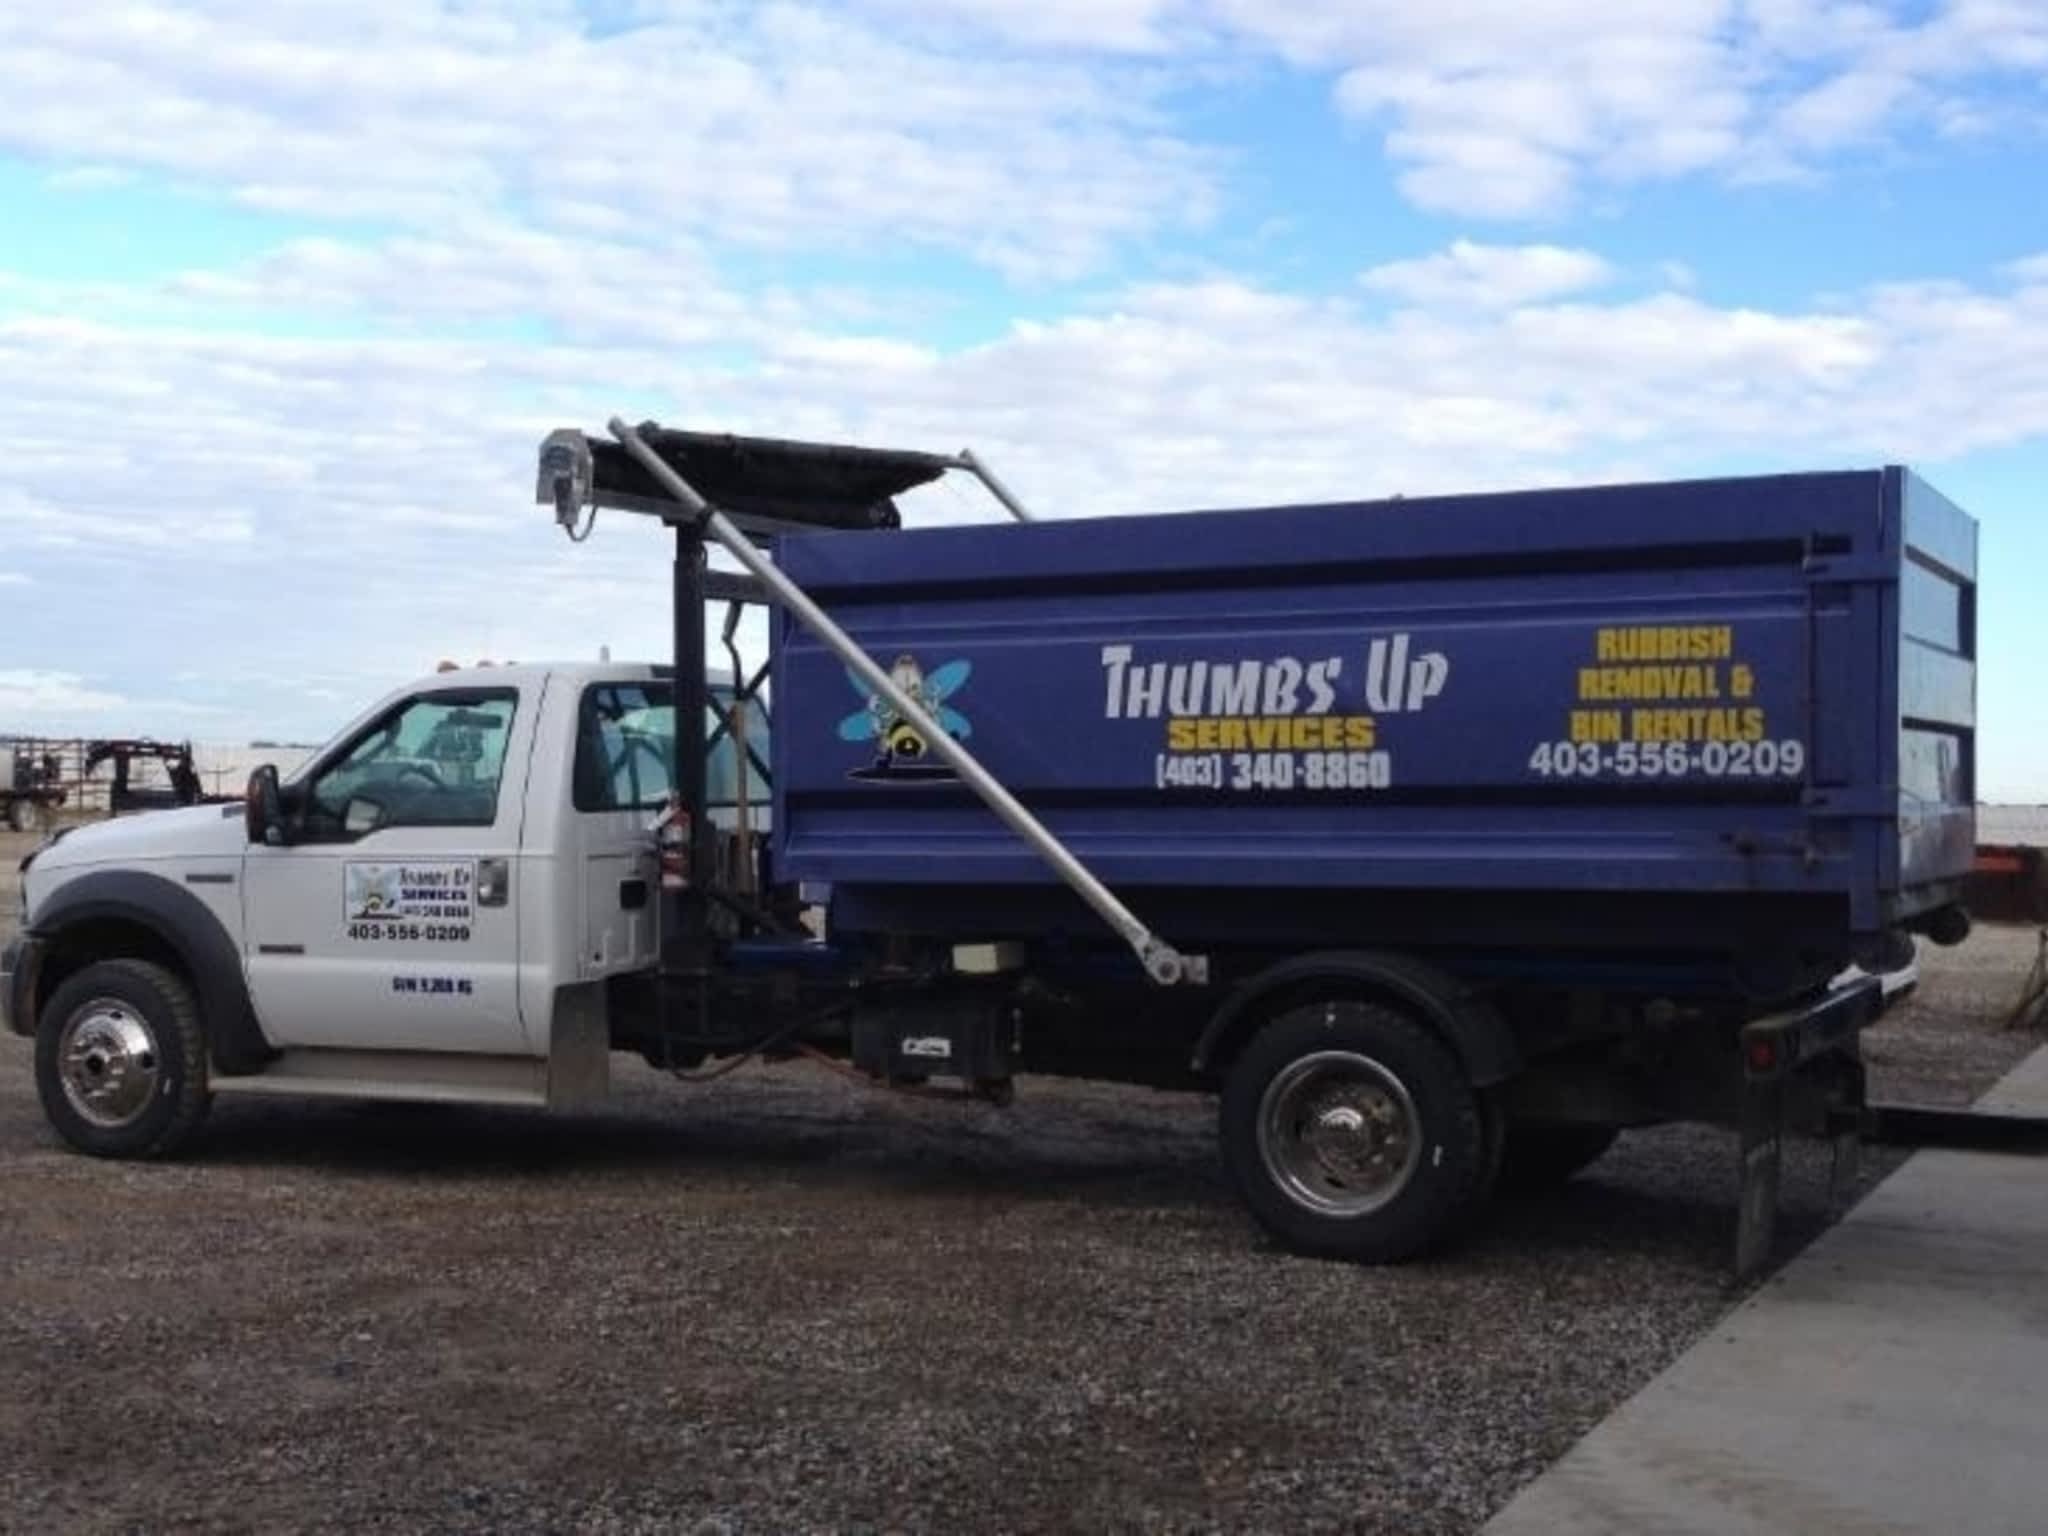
1495 1124 1619 1195
1221 999 1492 1262
34 960 210 1159
7 797 42 834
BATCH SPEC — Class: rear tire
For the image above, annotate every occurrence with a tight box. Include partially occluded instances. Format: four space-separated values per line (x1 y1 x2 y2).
1220 999 1493 1263
7 797 42 834
35 960 210 1158
1495 1124 1618 1195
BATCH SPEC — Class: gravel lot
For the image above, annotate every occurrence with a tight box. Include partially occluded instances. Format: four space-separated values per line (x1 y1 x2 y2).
2 826 2040 1535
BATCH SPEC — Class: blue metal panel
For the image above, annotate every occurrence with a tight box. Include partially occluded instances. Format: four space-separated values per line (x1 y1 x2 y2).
1890 468 1978 892
767 467 1975 940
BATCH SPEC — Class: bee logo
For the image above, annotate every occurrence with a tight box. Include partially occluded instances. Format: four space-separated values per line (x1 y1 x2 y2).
343 864 405 922
837 654 973 782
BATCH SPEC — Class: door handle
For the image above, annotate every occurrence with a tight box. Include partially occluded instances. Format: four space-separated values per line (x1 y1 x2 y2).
619 877 648 911
477 858 510 907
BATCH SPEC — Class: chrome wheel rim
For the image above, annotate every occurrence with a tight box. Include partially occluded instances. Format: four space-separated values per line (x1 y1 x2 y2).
1256 1050 1422 1217
57 1000 161 1129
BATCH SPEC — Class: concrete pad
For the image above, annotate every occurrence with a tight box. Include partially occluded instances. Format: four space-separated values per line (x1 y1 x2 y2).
1485 1045 2048 1536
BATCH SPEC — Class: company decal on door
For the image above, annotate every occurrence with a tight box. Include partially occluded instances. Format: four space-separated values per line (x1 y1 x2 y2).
343 860 476 943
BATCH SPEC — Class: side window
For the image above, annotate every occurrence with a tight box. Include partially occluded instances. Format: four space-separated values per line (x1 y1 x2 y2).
306 690 519 835
575 685 675 812
574 682 769 812
707 686 770 809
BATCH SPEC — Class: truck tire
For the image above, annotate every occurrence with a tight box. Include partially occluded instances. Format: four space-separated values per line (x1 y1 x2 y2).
1221 999 1493 1262
34 959 210 1159
1495 1124 1619 1195
7 797 41 834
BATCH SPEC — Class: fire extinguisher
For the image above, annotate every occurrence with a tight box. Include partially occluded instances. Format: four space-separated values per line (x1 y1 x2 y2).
653 794 690 890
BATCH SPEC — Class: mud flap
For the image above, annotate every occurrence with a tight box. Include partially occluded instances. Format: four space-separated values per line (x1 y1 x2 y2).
1735 1072 1785 1282
1733 977 1880 1281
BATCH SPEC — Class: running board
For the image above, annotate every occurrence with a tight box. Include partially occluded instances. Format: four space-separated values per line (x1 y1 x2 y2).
209 987 612 1111
211 1049 550 1107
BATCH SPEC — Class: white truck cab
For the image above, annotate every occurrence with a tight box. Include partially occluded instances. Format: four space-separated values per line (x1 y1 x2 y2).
3 661 761 1155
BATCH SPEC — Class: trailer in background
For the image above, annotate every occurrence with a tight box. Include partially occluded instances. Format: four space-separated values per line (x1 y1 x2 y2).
0 740 67 833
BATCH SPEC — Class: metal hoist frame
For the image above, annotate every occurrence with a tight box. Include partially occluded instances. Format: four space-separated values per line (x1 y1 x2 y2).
538 418 1206 988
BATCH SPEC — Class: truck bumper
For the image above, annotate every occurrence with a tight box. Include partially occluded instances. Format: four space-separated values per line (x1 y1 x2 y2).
1 934 40 1038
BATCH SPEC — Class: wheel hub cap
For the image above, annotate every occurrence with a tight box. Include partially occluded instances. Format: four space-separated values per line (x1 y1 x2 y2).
58 1004 160 1129
1258 1051 1422 1217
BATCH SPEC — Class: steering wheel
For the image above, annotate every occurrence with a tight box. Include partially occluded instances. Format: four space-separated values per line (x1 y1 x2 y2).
394 762 448 792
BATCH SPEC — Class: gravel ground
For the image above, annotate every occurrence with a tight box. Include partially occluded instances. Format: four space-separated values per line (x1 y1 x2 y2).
1 826 2040 1535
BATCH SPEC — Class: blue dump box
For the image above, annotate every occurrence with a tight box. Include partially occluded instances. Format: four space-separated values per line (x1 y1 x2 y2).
771 467 1976 989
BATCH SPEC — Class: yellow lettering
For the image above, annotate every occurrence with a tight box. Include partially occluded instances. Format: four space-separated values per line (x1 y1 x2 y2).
1172 715 1392 751
1597 625 1737 663
1626 707 1765 743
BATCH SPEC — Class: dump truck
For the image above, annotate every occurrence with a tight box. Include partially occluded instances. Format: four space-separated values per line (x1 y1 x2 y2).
3 424 1992 1270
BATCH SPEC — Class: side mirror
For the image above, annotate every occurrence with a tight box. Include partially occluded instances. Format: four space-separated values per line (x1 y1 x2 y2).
343 796 387 836
244 764 287 846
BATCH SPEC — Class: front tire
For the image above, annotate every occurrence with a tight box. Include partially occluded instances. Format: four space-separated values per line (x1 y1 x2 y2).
35 960 210 1158
7 797 43 834
1221 999 1493 1262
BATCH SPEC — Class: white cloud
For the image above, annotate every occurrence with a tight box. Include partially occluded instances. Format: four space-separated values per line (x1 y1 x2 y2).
0 669 126 722
1773 68 1918 151
170 226 776 352
1360 240 1615 309
1289 0 2046 216
0 482 255 554
880 0 2048 216
0 5 2043 787
0 571 28 586
2004 251 2048 286
3 237 2047 784
6 2 2035 248
885 0 1185 51
0 1 1217 280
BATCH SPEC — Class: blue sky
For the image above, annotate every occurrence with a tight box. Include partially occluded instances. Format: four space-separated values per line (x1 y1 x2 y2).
0 0 2044 796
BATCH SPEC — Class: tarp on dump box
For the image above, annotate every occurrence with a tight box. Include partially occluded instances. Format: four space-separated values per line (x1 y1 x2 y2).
588 424 949 531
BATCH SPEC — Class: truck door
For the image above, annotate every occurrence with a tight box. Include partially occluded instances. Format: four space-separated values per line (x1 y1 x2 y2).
569 681 668 978
242 682 538 1055
567 679 769 977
